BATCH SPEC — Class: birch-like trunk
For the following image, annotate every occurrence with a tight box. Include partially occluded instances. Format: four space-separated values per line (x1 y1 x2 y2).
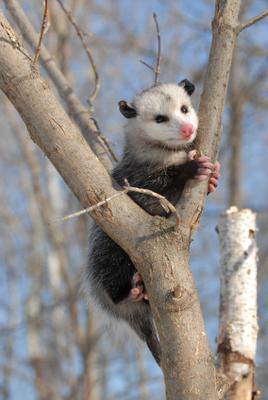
217 206 259 399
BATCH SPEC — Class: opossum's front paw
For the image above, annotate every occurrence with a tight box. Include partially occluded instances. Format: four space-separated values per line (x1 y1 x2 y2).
188 150 220 193
208 161 220 193
128 272 148 302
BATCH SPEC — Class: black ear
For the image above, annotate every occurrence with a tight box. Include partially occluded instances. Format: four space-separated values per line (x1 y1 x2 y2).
118 100 137 118
178 79 195 96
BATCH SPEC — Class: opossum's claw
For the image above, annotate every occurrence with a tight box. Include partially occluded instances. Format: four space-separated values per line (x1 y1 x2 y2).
208 161 220 193
188 150 220 192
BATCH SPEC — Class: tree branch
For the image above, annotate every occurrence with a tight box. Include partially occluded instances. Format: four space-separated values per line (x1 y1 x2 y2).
177 0 242 230
55 0 100 102
0 11 150 253
139 12 161 85
139 59 154 72
3 0 114 170
0 1 246 397
239 10 268 33
33 0 49 65
60 180 179 225
0 10 217 399
153 12 161 84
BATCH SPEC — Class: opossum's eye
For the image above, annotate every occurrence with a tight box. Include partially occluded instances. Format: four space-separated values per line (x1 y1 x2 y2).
155 115 169 123
180 105 188 114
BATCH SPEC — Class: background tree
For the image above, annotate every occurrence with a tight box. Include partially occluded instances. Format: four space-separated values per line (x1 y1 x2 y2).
0 0 267 399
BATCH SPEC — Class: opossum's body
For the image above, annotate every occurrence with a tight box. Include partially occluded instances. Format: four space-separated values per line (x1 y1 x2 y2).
87 81 219 365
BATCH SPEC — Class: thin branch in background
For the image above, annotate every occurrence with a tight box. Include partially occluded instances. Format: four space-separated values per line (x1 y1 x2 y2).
4 0 114 170
153 12 161 84
239 10 268 33
56 0 100 102
60 180 180 226
139 12 161 85
139 59 154 72
33 0 49 65
90 117 118 162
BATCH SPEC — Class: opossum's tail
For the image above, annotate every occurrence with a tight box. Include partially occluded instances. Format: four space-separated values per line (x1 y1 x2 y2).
126 309 161 366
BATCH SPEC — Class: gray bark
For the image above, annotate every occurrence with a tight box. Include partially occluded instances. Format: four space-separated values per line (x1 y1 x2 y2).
0 1 244 397
3 0 114 171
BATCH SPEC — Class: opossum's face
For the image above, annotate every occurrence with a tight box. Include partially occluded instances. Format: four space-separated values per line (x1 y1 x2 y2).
119 81 198 150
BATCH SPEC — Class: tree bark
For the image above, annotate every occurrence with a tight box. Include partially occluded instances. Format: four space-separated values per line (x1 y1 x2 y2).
217 207 259 399
178 0 242 226
0 0 244 397
3 0 114 171
228 53 244 208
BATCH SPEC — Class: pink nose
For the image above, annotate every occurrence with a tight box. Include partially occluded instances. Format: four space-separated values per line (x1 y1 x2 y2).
181 123 194 138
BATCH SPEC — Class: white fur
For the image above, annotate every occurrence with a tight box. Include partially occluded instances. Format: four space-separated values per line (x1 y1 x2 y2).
124 84 198 165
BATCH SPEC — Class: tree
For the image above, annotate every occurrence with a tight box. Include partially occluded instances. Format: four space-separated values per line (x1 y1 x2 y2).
0 1 267 399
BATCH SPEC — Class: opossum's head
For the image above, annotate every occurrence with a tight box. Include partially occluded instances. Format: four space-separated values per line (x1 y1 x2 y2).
119 80 198 154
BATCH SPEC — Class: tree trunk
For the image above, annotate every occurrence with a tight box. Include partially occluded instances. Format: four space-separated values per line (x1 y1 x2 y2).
217 207 259 400
0 0 246 396
4 0 114 171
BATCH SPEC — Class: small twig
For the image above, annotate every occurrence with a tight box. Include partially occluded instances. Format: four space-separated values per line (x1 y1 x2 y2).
33 0 49 65
139 13 161 85
153 12 161 84
99 135 118 162
60 180 180 227
90 117 118 162
56 0 100 102
60 191 127 221
123 179 180 226
238 10 268 33
139 59 154 72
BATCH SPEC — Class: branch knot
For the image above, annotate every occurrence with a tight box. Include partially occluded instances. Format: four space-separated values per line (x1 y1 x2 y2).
164 285 195 312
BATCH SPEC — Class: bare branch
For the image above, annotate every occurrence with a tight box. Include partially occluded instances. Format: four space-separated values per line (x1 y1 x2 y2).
33 0 49 65
60 179 180 226
153 12 161 84
239 10 268 33
56 0 100 102
139 59 154 72
4 0 114 170
90 117 118 162
124 180 180 225
139 13 161 85
60 190 127 221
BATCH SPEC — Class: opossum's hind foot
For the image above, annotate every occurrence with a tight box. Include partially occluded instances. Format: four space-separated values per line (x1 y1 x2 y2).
128 272 149 302
188 149 220 193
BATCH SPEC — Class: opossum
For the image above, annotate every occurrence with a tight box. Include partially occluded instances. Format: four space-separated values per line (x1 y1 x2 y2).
86 80 220 365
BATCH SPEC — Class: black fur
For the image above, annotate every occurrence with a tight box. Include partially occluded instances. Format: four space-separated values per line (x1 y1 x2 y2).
178 78 195 96
87 149 199 365
118 100 137 118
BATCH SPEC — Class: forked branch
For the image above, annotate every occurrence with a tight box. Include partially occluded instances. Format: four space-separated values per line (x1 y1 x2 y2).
139 12 161 85
60 179 179 226
239 10 268 33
